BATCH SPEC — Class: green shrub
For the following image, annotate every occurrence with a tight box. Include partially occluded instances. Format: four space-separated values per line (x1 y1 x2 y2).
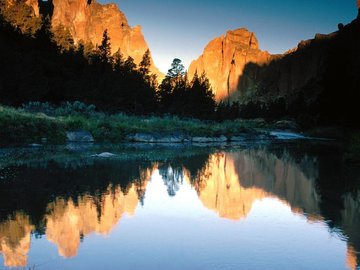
0 106 66 145
0 104 263 145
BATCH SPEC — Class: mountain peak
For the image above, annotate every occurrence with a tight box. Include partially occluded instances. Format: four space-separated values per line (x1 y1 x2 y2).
188 28 270 101
22 0 163 79
225 28 259 50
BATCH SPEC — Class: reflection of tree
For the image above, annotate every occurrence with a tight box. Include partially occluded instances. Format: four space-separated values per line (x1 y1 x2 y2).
0 144 359 269
158 164 185 196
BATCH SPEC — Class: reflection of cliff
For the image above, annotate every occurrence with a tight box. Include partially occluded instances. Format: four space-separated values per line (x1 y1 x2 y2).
0 213 33 267
0 148 359 269
46 174 152 258
194 150 321 221
342 193 360 270
194 149 360 269
194 153 267 220
0 165 155 266
232 149 322 219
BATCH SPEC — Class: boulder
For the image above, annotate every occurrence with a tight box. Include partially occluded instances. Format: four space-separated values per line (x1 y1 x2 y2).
96 152 115 158
192 135 228 143
126 133 185 143
66 130 94 142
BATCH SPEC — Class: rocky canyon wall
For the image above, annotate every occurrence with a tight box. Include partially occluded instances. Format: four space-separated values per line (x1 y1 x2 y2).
188 28 272 101
190 3 359 112
188 27 333 103
24 0 163 79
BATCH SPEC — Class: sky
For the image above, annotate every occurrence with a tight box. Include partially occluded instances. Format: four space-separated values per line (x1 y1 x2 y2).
99 0 356 73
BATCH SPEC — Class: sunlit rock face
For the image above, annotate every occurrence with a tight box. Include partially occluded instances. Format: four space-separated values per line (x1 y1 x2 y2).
51 0 162 78
21 0 162 79
25 0 39 16
4 0 38 16
195 151 322 221
0 213 33 268
188 28 271 101
45 182 148 258
195 153 268 220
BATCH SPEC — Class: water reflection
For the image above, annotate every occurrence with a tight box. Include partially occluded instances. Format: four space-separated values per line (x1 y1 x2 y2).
0 144 359 269
0 213 33 267
194 153 268 220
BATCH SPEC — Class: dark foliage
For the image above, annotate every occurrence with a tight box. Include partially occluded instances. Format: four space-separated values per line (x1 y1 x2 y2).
0 4 218 119
0 3 154 114
157 60 216 119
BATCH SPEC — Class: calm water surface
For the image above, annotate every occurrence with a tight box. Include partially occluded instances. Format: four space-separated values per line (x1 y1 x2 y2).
0 142 359 269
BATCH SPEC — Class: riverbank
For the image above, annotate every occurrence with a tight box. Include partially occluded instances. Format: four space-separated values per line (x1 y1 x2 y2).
0 105 271 145
1 105 359 163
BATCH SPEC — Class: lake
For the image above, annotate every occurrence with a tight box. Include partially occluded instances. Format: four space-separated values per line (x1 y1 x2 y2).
0 140 359 269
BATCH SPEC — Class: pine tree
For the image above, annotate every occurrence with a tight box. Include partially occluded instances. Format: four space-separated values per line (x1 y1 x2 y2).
139 49 151 77
98 29 112 63
167 58 185 78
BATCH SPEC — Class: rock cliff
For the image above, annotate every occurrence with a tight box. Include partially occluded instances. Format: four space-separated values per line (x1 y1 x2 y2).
26 0 163 79
188 28 271 101
239 17 359 126
236 31 336 104
190 3 359 127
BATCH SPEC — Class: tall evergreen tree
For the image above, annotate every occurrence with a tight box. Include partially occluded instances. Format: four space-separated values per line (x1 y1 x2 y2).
139 49 151 77
97 29 112 63
167 58 185 78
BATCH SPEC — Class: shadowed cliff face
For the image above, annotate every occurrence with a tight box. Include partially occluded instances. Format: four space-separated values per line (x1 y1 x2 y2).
190 4 360 125
188 28 271 101
238 18 360 125
236 32 335 104
189 27 334 104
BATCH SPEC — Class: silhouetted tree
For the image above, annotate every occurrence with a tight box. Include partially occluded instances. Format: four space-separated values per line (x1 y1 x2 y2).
158 60 215 118
167 58 185 78
139 49 151 77
186 71 215 118
97 29 112 63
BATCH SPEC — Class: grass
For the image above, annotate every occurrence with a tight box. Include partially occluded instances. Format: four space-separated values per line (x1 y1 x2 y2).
0 105 267 145
0 106 66 145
